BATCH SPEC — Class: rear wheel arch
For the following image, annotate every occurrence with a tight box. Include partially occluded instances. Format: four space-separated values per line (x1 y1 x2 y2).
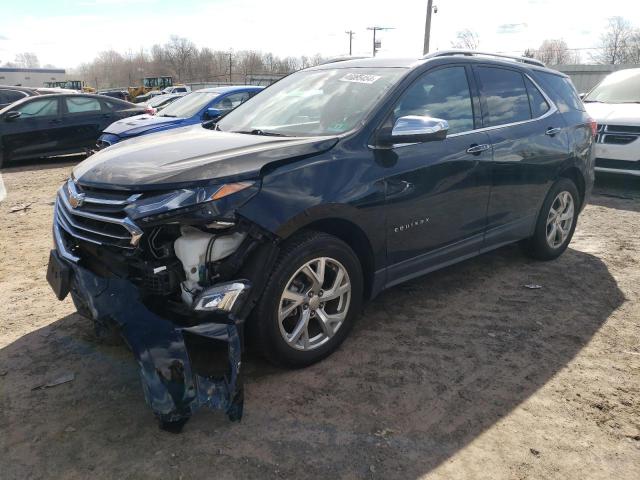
558 166 585 208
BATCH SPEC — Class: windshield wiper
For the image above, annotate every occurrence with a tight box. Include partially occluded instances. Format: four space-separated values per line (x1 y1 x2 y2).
160 114 178 117
232 129 289 137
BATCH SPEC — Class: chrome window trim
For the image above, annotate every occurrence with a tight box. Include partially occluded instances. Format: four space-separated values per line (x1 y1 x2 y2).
370 70 558 149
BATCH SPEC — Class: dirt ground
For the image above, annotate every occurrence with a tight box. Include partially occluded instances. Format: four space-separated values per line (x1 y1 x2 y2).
0 158 638 480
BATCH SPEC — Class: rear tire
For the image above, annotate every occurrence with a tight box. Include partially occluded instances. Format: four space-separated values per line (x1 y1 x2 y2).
249 231 363 368
523 178 579 260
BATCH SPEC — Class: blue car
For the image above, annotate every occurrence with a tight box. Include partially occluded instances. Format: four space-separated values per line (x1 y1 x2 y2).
96 85 263 148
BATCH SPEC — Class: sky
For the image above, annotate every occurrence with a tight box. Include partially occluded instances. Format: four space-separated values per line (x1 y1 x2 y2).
0 0 639 68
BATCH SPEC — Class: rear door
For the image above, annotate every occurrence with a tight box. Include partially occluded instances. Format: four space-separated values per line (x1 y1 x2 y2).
58 96 105 151
473 65 570 247
1 97 62 160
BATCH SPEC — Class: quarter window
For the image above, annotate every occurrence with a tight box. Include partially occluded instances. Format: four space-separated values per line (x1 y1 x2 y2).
475 67 531 126
66 96 101 113
525 77 550 118
16 98 58 117
393 66 474 135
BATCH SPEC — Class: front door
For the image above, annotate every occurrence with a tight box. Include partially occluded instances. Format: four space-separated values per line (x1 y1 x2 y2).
380 65 493 286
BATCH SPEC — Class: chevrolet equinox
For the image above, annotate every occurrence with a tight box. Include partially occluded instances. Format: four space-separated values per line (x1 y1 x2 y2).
47 51 595 429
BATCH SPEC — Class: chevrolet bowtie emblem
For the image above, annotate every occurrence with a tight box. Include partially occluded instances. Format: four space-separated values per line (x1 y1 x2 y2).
68 190 85 208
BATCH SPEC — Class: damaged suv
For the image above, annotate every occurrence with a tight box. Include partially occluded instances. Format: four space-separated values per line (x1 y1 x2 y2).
47 51 595 430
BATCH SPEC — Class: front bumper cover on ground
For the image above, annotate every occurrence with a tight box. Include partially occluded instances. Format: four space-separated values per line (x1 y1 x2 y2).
47 249 245 432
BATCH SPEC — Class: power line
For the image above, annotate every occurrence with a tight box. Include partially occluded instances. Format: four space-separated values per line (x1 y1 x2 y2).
367 26 394 57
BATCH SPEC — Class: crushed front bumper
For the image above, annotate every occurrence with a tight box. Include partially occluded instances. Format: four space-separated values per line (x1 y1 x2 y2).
46 246 246 432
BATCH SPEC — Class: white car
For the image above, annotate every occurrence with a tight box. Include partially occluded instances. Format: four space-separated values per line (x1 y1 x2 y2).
583 68 640 176
161 85 191 94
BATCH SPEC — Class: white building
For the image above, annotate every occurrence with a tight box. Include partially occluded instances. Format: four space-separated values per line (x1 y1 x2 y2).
0 67 67 88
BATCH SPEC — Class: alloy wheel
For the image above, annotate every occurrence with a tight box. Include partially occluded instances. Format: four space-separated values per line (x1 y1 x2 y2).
546 191 574 249
278 257 351 351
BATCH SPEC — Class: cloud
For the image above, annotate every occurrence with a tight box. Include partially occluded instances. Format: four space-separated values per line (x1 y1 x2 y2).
496 23 528 34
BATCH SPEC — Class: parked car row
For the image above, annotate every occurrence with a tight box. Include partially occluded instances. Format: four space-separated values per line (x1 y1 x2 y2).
0 85 262 167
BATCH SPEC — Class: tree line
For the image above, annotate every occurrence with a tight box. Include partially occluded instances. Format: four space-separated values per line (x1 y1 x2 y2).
454 16 640 66
71 36 325 89
4 16 640 87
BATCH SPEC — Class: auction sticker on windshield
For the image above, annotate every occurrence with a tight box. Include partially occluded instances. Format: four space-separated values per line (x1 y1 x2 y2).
340 73 382 84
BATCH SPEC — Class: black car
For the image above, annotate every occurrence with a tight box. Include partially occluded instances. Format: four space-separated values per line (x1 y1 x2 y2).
47 51 595 429
0 85 40 109
98 90 131 102
0 93 144 166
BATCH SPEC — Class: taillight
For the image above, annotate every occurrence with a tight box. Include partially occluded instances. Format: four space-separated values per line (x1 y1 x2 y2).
588 118 597 137
145 107 157 115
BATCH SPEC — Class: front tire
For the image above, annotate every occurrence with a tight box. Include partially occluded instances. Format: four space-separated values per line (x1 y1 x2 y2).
249 231 363 368
524 178 580 260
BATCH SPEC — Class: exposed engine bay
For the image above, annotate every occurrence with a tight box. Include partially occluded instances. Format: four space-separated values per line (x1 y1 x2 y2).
49 178 279 431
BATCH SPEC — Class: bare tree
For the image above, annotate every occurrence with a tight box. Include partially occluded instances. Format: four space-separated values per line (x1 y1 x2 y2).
528 39 579 65
8 52 40 68
592 17 635 64
72 35 325 89
451 29 480 50
165 35 197 81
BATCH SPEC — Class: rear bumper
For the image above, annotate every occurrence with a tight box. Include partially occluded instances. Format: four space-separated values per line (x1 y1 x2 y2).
47 232 246 430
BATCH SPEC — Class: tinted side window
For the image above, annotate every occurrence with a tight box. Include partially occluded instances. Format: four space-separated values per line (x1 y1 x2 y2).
394 66 474 135
217 92 250 110
16 98 59 117
475 67 530 126
534 72 584 113
525 77 550 117
66 96 101 113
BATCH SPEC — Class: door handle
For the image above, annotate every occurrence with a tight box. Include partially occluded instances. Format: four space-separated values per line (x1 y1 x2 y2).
466 143 491 155
49 119 62 124
545 127 562 136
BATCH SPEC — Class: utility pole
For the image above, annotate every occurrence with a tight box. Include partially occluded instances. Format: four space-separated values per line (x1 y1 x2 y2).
423 0 435 55
367 26 394 57
228 52 233 84
345 30 355 55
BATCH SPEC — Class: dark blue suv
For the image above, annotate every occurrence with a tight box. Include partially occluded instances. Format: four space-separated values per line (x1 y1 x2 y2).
96 85 263 148
47 51 595 429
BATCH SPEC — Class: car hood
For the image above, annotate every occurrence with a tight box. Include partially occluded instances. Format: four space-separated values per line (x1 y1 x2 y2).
103 114 186 137
74 125 339 190
584 102 640 125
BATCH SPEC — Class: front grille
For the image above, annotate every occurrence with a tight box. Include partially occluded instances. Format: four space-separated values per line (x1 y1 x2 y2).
596 124 640 145
595 158 640 171
54 179 143 248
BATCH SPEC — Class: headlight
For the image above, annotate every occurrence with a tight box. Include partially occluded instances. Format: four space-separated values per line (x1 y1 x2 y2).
125 181 258 226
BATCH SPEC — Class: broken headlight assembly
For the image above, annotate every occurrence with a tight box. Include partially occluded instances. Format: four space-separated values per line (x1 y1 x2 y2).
125 181 260 227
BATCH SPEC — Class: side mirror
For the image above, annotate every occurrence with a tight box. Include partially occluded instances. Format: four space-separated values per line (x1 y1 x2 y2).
387 115 449 144
204 107 222 121
4 111 21 121
579 92 586 100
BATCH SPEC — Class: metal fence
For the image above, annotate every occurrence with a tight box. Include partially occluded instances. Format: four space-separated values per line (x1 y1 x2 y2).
556 64 640 93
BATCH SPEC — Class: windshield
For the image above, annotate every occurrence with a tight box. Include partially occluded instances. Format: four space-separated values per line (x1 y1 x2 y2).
159 92 219 118
584 69 640 104
217 67 406 136
148 95 176 107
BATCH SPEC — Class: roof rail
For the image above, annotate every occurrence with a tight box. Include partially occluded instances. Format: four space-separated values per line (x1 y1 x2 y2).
423 50 545 67
319 56 369 65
